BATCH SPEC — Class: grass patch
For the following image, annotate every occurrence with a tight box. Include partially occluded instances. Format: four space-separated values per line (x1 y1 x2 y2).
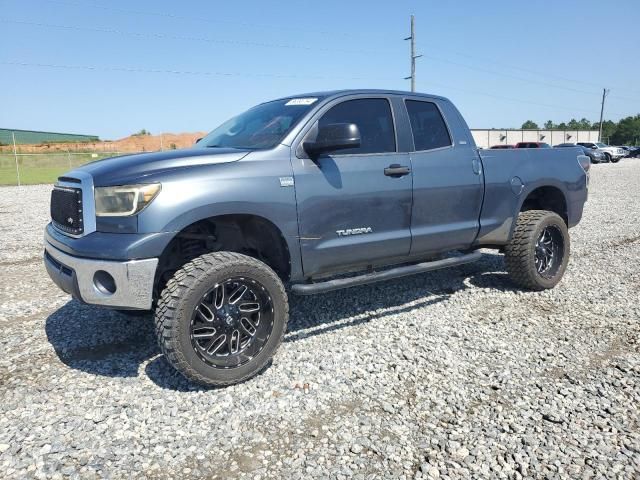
0 153 119 185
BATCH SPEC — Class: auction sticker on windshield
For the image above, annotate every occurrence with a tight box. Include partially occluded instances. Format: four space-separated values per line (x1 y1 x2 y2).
285 98 318 106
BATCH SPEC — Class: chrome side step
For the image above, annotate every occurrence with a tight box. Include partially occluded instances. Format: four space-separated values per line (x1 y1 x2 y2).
291 251 482 295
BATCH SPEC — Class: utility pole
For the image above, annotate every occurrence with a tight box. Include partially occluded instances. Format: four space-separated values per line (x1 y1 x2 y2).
598 88 609 142
404 15 422 92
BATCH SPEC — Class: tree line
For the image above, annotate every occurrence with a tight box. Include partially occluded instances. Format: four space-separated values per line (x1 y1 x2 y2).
520 115 640 145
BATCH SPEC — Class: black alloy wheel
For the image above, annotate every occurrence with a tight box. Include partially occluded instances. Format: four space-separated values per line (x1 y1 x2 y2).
505 210 570 290
155 252 288 387
190 278 274 369
534 225 564 279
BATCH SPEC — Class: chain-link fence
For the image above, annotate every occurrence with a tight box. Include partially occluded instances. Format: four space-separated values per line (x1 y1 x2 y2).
0 151 146 186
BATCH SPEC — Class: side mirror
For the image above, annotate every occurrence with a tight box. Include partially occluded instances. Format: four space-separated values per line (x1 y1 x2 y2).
591 146 597 149
304 123 360 157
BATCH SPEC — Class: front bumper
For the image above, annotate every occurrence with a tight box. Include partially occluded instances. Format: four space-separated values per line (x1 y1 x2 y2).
44 240 158 310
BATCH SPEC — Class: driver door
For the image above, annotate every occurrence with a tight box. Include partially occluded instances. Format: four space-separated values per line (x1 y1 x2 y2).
291 96 413 278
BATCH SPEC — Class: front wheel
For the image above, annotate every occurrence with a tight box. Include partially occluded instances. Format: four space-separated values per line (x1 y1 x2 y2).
604 153 612 163
154 252 288 387
610 156 620 163
505 210 570 291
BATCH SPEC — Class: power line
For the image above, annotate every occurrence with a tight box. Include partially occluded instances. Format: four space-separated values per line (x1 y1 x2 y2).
420 78 628 118
11 0 640 99
3 60 630 118
0 61 381 81
422 53 640 102
429 47 640 97
0 18 384 55
28 0 361 39
8 0 640 102
7 16 639 105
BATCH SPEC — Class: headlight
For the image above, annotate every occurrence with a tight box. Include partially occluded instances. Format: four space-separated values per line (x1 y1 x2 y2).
95 183 161 217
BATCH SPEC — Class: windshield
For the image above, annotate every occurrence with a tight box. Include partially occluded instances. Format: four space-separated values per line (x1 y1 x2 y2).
596 142 608 148
198 97 321 150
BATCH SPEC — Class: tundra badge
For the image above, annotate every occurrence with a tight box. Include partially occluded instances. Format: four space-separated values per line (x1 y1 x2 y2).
336 227 373 237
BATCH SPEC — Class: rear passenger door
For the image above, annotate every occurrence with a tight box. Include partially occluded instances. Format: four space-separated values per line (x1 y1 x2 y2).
292 96 413 277
404 98 483 255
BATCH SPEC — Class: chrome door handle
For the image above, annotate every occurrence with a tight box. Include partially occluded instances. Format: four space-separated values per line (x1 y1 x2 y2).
384 164 411 177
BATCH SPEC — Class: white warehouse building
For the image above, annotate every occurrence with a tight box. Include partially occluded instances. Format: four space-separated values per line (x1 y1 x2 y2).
471 129 600 149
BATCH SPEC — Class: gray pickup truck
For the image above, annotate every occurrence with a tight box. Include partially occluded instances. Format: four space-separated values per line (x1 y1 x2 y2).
45 90 589 386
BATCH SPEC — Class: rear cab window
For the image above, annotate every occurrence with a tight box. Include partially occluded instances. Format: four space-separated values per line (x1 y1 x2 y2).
404 100 452 151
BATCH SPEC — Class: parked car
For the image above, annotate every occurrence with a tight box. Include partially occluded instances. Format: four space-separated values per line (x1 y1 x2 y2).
515 142 551 148
490 144 515 149
618 146 637 158
555 143 606 163
577 142 625 163
44 89 589 386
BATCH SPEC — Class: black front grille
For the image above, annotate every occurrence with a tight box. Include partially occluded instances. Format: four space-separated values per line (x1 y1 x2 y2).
51 186 84 235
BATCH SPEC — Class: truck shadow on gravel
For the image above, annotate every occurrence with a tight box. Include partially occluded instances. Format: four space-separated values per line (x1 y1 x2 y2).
45 252 514 390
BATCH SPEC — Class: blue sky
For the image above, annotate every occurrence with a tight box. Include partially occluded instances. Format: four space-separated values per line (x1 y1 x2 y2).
1 0 639 139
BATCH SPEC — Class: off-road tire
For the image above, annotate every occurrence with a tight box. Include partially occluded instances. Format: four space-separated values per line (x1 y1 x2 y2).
154 252 288 387
505 210 570 291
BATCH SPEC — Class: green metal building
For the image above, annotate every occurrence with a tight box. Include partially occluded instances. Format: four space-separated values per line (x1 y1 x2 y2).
0 128 99 145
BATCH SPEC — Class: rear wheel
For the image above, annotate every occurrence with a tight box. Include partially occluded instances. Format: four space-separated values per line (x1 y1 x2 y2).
154 252 288 387
505 210 570 291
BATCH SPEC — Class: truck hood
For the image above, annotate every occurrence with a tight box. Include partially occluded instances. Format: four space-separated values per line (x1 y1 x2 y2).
74 148 251 186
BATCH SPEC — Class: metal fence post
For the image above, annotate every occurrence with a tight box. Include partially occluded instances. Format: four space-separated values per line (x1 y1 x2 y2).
67 148 72 169
12 132 21 187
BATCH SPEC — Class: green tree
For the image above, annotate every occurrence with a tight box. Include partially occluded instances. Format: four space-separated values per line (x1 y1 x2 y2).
611 115 640 145
567 118 580 129
600 120 617 143
528 116 640 145
577 118 591 130
521 120 539 129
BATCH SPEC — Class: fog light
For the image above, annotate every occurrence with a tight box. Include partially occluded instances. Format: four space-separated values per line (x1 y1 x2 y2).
93 270 116 295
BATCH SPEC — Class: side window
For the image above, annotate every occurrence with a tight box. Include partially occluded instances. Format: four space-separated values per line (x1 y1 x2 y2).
317 98 396 155
405 100 452 151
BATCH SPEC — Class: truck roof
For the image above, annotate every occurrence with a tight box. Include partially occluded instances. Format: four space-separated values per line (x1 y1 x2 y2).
271 89 450 103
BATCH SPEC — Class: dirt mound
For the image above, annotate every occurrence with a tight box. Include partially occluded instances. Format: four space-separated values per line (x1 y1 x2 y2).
1 132 208 153
111 132 207 153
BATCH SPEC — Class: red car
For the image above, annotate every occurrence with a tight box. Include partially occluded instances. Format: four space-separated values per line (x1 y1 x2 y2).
514 142 551 148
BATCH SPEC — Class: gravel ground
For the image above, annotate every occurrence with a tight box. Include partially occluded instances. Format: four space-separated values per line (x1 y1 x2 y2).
0 161 639 479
